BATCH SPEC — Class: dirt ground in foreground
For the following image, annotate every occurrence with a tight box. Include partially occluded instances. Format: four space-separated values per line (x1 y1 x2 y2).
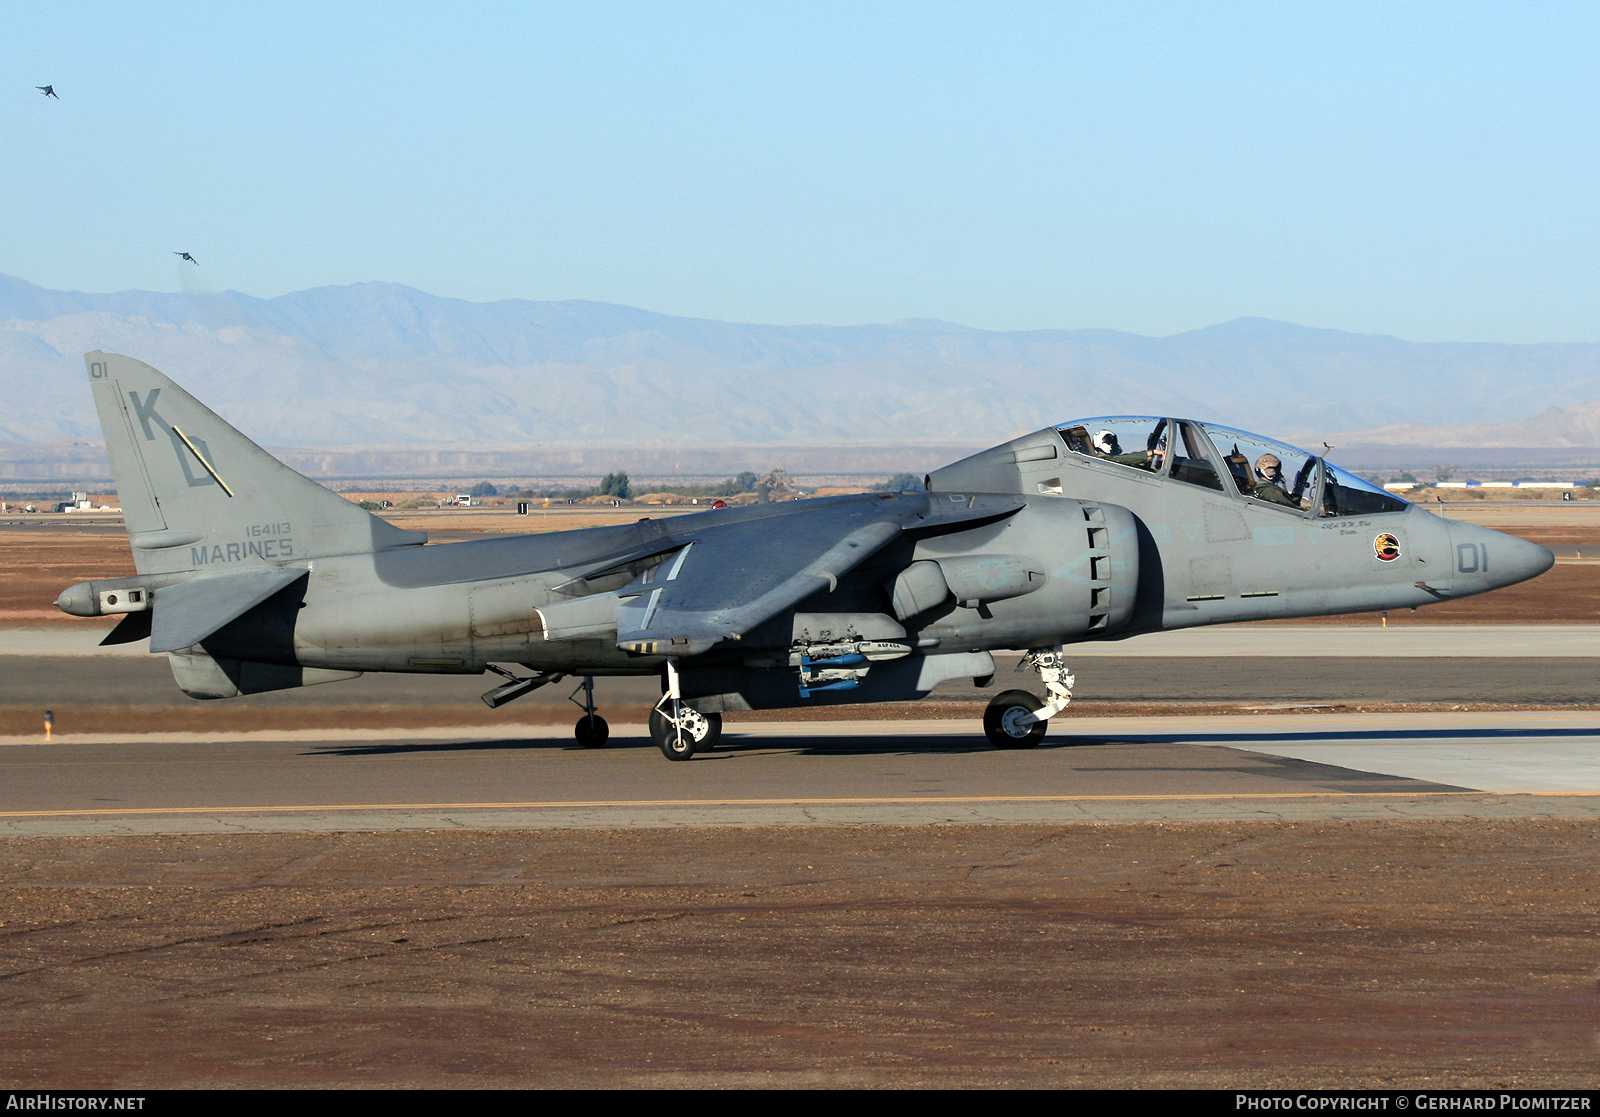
0 820 1595 1088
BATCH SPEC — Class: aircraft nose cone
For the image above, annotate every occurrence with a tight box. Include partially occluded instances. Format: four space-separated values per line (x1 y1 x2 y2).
1506 536 1557 586
1447 521 1554 592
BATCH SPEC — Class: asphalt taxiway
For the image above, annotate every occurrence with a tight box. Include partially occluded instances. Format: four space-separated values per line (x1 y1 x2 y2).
2 712 1597 837
3 624 1598 836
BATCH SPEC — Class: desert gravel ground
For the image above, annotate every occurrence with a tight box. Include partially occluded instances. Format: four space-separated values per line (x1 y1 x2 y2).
0 820 1596 1089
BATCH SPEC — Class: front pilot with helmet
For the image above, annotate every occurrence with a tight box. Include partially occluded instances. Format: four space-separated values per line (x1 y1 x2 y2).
1252 454 1298 507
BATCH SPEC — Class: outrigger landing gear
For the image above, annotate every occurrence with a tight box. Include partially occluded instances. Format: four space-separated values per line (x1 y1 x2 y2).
481 665 563 709
649 659 722 760
981 647 1076 750
569 676 608 748
482 667 611 748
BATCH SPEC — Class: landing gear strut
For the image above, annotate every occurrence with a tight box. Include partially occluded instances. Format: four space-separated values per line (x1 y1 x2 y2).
1023 647 1076 720
981 647 1076 750
650 659 722 760
649 700 721 759
569 676 608 748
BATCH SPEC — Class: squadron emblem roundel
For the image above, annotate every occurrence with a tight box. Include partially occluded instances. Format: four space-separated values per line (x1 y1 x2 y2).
1374 533 1401 562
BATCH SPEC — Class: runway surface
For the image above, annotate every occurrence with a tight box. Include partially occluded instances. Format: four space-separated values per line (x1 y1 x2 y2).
6 615 1598 838
2 712 1597 836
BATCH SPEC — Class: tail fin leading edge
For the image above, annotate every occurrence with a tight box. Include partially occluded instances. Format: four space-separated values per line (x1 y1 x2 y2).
86 352 425 575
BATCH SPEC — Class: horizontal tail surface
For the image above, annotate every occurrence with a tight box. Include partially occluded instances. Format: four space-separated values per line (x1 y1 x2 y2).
148 567 307 653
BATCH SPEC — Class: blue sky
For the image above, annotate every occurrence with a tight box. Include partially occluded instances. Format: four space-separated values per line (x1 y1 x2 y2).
5 1 1598 342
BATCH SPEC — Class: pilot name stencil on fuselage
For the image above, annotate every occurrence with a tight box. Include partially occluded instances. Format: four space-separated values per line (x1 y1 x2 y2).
191 536 295 565
1151 520 1381 545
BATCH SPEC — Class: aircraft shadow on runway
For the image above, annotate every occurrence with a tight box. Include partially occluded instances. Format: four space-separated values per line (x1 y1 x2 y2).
299 731 1529 776
304 733 1106 758
303 723 1599 761
303 738 649 756
297 734 1469 794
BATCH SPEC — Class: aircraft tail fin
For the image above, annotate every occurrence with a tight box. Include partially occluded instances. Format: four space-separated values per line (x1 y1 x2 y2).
85 352 425 575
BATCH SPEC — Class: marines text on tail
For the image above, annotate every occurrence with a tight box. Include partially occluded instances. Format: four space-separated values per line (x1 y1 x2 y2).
56 354 1555 759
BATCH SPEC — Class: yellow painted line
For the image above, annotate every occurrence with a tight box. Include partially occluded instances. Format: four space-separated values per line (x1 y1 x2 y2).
4 788 1600 820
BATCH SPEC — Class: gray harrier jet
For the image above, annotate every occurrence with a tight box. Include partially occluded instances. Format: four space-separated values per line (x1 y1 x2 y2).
56 353 1554 759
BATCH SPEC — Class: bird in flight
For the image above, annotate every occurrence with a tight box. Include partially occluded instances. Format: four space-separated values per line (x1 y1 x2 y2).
174 252 198 265
37 86 58 99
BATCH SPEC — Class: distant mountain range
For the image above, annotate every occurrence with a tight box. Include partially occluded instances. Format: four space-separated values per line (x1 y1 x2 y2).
1329 401 1600 448
4 271 1600 454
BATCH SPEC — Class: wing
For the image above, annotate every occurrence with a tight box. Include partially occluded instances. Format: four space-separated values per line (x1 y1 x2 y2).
607 491 1022 655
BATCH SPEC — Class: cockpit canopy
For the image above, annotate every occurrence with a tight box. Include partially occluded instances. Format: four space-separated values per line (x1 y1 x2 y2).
1056 416 1407 517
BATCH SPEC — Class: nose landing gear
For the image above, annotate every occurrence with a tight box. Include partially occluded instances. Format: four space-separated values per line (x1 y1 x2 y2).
982 647 1076 749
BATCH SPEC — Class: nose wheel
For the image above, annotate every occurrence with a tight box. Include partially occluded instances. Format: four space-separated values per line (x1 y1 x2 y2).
984 689 1049 749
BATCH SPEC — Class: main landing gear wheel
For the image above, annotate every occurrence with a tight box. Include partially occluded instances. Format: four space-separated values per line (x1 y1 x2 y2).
574 714 609 748
984 689 1048 750
649 703 722 760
